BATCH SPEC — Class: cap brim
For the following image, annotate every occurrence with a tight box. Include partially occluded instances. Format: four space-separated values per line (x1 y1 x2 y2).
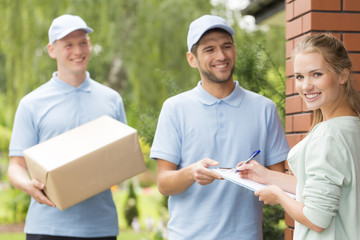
188 24 234 52
51 27 94 43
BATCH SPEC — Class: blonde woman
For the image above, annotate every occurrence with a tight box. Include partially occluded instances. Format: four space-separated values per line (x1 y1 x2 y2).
237 34 360 240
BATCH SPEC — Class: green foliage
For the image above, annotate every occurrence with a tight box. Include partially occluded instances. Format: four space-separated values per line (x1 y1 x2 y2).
233 27 286 126
153 230 164 240
126 77 183 147
139 139 156 173
161 195 168 210
120 0 212 131
0 187 30 224
127 105 159 148
0 0 63 122
124 181 139 227
0 126 11 152
0 233 24 240
263 204 285 240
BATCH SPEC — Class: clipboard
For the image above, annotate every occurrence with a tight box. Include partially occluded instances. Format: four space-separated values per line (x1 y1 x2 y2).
213 168 296 199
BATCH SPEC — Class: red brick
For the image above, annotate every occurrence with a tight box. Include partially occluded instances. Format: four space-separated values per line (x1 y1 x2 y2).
349 53 360 72
290 90 310 112
294 0 311 18
312 0 341 11
293 0 341 17
286 17 303 39
286 133 308 148
286 40 294 59
352 73 360 91
285 227 294 240
286 133 302 148
285 212 295 227
293 113 313 132
343 33 360 51
302 13 312 33
343 0 360 11
286 59 294 77
286 77 295 96
285 115 293 133
285 95 302 114
304 12 360 32
286 1 294 22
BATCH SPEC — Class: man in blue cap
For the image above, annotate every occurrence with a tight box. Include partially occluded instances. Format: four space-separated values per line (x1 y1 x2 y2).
150 15 289 239
8 14 126 240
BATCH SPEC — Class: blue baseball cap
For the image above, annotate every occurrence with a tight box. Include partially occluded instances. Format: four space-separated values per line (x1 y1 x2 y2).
187 15 235 52
48 14 93 44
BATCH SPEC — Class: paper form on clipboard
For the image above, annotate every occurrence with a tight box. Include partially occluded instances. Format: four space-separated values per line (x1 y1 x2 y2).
213 168 296 199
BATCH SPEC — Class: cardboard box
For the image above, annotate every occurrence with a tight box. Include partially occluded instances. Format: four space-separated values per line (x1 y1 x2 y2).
24 116 146 210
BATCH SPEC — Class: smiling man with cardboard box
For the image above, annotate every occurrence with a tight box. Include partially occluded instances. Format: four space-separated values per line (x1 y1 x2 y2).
8 14 129 240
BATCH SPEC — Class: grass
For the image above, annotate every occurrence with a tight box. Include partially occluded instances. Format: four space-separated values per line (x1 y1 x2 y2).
0 233 23 240
114 185 168 229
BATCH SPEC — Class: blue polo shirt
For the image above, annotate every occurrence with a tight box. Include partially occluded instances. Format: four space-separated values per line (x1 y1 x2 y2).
9 72 126 237
150 81 289 240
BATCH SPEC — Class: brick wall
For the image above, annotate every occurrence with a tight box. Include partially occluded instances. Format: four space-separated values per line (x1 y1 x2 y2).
285 0 360 239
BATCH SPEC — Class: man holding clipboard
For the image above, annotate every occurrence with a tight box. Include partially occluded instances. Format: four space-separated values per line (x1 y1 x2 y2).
150 15 289 240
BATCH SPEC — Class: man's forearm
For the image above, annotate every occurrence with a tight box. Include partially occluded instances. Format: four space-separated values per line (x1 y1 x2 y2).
8 157 31 194
157 165 195 196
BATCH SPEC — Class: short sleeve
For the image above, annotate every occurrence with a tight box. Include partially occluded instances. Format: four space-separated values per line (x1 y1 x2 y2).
9 100 38 157
116 95 127 124
264 103 289 166
150 100 182 164
302 134 349 228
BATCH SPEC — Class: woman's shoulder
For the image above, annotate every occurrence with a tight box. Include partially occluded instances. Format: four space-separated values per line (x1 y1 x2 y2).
311 116 360 145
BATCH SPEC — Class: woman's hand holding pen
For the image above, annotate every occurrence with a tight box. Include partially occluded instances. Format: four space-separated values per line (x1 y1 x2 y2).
235 160 269 185
236 160 294 205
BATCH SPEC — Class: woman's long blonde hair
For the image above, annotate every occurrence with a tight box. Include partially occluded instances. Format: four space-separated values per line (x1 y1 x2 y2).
293 34 360 130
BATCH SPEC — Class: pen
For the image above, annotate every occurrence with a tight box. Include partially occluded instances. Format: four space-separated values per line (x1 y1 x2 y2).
235 150 261 173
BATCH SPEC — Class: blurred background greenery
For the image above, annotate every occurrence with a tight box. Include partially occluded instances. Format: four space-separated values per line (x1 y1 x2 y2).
0 0 286 239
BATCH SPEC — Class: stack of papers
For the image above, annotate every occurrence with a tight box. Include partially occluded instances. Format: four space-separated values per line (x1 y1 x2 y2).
213 168 296 199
